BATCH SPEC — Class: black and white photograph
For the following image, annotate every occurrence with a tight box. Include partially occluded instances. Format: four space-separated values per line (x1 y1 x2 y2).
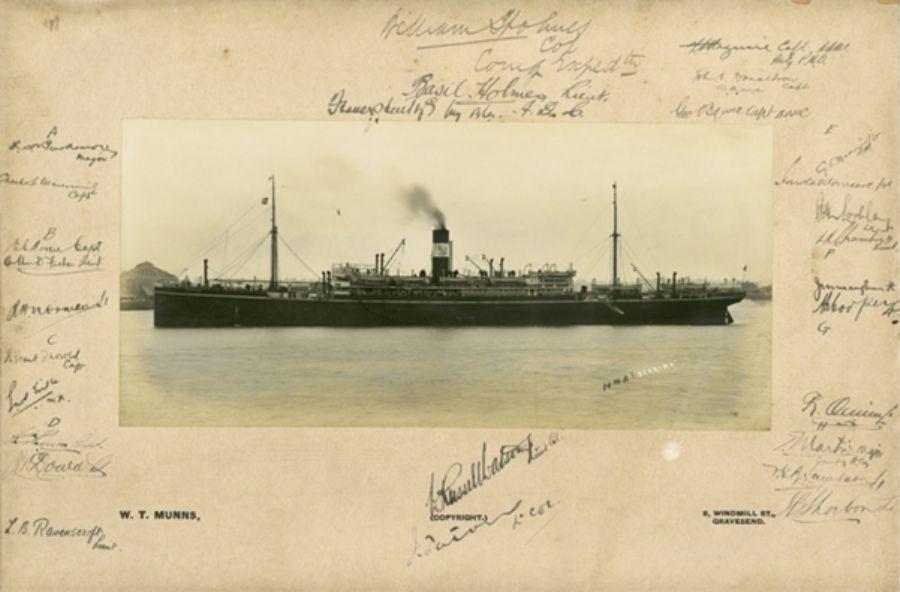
7 1 898 589
120 120 772 429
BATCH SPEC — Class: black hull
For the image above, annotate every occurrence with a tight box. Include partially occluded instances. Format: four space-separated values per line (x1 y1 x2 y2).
154 288 743 327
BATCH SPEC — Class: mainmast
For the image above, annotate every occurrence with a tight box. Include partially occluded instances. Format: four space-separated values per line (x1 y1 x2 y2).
269 174 278 290
611 181 620 288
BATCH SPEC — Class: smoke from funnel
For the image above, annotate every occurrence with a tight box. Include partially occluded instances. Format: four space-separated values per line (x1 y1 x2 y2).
402 184 446 229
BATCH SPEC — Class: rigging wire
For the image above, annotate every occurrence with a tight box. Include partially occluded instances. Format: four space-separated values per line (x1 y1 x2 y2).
216 240 261 279
215 232 270 278
174 204 269 276
205 208 270 273
189 212 266 278
571 236 611 266
180 203 258 264
623 237 663 286
223 233 271 279
581 239 613 281
222 230 228 272
566 199 611 261
278 234 319 277
621 237 649 272
620 240 638 281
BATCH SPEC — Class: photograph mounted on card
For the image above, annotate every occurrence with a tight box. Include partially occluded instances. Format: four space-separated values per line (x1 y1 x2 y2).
120 120 771 430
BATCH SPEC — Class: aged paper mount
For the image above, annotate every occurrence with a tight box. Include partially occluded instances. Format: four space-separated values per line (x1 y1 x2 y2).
1 1 897 590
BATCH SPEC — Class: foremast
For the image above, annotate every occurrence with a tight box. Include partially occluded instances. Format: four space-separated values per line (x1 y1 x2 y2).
269 174 278 290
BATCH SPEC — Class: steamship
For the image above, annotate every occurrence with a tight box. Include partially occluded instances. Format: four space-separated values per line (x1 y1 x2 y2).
154 177 745 327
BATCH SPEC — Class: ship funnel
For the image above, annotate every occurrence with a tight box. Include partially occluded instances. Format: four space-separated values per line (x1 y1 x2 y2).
431 227 452 281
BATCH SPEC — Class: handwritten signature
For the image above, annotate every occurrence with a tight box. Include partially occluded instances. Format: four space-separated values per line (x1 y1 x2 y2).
8 127 118 167
800 391 897 431
0 172 98 202
408 497 558 565
427 432 559 517
765 392 896 526
4 517 117 550
2 449 112 481
3 226 104 275
5 377 65 417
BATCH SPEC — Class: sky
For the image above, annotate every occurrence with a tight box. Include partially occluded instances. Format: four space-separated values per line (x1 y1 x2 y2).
122 120 772 284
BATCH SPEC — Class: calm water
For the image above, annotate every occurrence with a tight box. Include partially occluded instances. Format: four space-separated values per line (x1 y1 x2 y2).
119 301 771 430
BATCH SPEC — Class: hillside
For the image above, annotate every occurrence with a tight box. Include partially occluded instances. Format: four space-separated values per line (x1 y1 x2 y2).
120 261 178 308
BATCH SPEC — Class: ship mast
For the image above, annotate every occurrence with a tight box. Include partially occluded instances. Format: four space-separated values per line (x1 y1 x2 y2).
611 181 620 288
269 174 278 290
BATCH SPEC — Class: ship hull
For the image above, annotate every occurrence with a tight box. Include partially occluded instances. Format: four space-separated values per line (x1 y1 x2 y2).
154 288 743 327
